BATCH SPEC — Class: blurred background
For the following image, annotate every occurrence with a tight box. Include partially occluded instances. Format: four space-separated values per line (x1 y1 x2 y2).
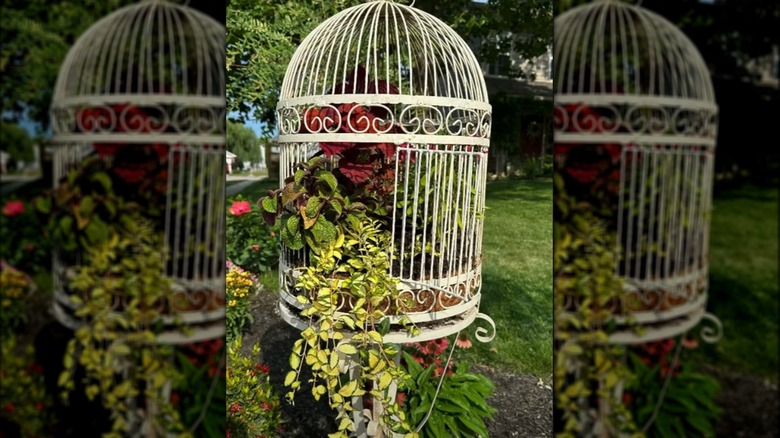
553 0 778 436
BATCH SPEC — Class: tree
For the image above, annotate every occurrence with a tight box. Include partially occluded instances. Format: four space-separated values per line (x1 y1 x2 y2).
0 0 136 130
1 0 224 132
226 0 552 130
227 121 261 164
0 121 35 164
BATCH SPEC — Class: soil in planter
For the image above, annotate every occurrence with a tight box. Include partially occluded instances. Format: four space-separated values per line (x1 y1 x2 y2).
559 269 705 317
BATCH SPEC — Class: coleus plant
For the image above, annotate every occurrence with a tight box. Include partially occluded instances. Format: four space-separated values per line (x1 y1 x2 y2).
301 65 404 197
260 156 382 256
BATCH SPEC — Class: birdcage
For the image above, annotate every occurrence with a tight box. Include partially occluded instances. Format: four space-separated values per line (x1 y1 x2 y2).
275 0 495 344
553 0 722 343
48 0 226 344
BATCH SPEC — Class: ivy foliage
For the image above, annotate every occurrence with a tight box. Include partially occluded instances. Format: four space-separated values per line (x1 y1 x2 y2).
259 158 420 438
553 172 641 438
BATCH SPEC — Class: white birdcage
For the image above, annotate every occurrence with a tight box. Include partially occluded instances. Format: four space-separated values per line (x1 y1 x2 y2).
49 0 226 344
554 0 722 343
275 0 496 344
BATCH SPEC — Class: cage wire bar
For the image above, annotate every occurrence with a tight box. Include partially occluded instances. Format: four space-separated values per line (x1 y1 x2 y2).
49 0 227 345
274 0 496 436
553 0 723 344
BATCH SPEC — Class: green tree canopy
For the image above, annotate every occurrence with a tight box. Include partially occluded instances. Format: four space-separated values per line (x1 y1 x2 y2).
0 0 136 130
227 121 262 164
1 0 223 132
0 121 36 164
227 0 552 130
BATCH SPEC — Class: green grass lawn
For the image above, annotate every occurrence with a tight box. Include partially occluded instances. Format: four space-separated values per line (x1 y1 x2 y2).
693 184 779 380
460 179 553 379
233 178 555 380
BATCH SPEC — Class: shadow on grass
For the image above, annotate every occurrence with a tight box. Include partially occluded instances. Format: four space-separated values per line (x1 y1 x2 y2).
696 272 779 378
485 178 552 203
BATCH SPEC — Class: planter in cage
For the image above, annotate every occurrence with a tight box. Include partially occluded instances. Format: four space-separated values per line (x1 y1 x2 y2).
263 0 497 344
47 0 226 345
553 0 722 344
258 0 498 435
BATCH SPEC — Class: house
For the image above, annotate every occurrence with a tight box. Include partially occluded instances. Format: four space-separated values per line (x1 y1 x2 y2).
466 2 554 175
226 150 237 174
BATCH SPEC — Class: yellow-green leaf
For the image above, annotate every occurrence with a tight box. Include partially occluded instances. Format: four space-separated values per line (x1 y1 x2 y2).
338 343 357 355
290 352 301 369
378 372 392 391
284 371 297 386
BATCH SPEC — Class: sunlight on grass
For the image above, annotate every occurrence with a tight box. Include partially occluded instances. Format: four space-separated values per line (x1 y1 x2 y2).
233 178 554 379
461 179 553 379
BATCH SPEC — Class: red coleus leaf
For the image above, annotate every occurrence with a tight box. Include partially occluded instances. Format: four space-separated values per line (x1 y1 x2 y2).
320 141 357 158
337 160 374 185
565 165 601 185
113 165 148 184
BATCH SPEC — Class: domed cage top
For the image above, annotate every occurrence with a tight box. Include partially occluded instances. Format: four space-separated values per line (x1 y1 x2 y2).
275 0 495 341
49 0 226 344
553 0 720 342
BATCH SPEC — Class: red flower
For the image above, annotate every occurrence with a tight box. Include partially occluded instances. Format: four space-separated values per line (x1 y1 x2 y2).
229 200 251 216
255 363 270 374
396 392 407 406
455 333 472 349
171 392 180 405
229 403 242 414
681 336 699 349
3 402 15 413
260 402 272 411
2 200 24 217
27 363 44 374
251 244 260 251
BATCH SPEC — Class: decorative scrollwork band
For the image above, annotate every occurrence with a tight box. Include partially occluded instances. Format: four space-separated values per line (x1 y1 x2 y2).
52 103 226 137
553 102 717 139
278 103 491 139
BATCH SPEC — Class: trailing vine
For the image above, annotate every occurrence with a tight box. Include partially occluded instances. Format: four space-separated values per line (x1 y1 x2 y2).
56 216 186 437
260 157 420 438
40 158 187 437
553 172 641 438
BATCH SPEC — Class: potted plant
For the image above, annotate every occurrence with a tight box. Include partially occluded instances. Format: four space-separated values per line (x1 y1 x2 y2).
260 156 420 437
35 153 212 436
554 102 707 318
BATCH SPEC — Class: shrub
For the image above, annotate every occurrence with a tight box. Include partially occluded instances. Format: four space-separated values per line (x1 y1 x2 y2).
226 196 279 275
226 261 257 342
0 337 53 437
173 339 226 437
226 337 282 437
0 263 32 340
400 349 496 438
625 337 721 437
